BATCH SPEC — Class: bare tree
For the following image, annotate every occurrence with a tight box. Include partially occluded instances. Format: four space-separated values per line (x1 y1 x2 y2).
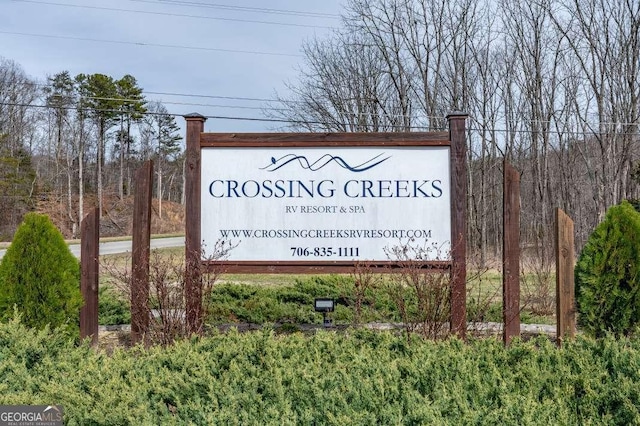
43 71 79 235
499 0 565 265
549 0 640 226
139 102 182 218
0 58 39 239
466 2 504 266
269 30 410 131
269 0 639 264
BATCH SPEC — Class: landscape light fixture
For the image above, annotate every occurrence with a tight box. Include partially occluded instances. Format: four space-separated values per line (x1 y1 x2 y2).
314 298 335 327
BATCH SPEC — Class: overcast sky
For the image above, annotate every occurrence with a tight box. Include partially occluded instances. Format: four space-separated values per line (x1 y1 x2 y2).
2 0 345 132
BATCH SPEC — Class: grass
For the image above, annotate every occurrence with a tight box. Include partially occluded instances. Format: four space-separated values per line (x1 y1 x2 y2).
220 274 303 287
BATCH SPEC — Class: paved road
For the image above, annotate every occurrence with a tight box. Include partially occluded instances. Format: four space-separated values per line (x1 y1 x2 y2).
0 236 185 260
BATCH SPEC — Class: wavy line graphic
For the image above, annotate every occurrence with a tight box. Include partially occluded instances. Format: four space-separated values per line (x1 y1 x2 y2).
260 153 391 172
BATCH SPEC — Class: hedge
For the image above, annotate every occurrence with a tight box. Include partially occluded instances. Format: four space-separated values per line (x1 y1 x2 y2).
0 319 639 424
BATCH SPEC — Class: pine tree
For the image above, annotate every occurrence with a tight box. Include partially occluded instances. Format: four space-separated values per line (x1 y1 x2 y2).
77 73 119 218
116 74 146 198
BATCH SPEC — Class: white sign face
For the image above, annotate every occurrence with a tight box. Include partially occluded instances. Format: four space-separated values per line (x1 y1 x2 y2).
201 146 451 262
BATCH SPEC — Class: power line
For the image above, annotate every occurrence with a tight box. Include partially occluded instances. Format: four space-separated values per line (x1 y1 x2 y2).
23 86 640 130
35 82 295 104
0 99 301 122
48 91 449 120
11 81 640 129
5 100 640 135
32 82 288 103
73 95 290 112
34 81 640 126
130 0 341 19
62 95 449 121
0 100 438 129
0 30 302 57
151 100 289 111
40 83 450 120
42 85 640 128
145 90 286 104
10 0 336 29
27 81 640 128
34 84 640 129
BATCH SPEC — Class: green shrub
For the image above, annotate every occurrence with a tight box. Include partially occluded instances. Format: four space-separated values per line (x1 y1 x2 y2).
98 286 130 326
627 198 640 213
205 276 401 326
575 201 640 337
207 283 319 324
0 213 82 333
3 319 640 424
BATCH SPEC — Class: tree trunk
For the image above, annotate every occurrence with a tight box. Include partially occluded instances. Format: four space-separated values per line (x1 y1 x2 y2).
119 117 124 200
98 119 104 218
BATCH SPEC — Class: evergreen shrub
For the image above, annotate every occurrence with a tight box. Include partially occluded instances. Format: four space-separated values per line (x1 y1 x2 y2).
575 201 640 337
205 276 398 325
2 318 640 424
98 286 130 326
0 213 81 333
627 198 640 213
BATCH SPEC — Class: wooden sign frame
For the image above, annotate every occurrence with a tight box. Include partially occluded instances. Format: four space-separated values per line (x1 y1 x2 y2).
184 113 468 335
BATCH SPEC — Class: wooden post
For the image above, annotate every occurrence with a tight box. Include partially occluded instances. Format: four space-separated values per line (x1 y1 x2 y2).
131 160 153 344
503 162 521 345
184 113 206 334
556 208 576 345
448 112 468 338
80 207 99 346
